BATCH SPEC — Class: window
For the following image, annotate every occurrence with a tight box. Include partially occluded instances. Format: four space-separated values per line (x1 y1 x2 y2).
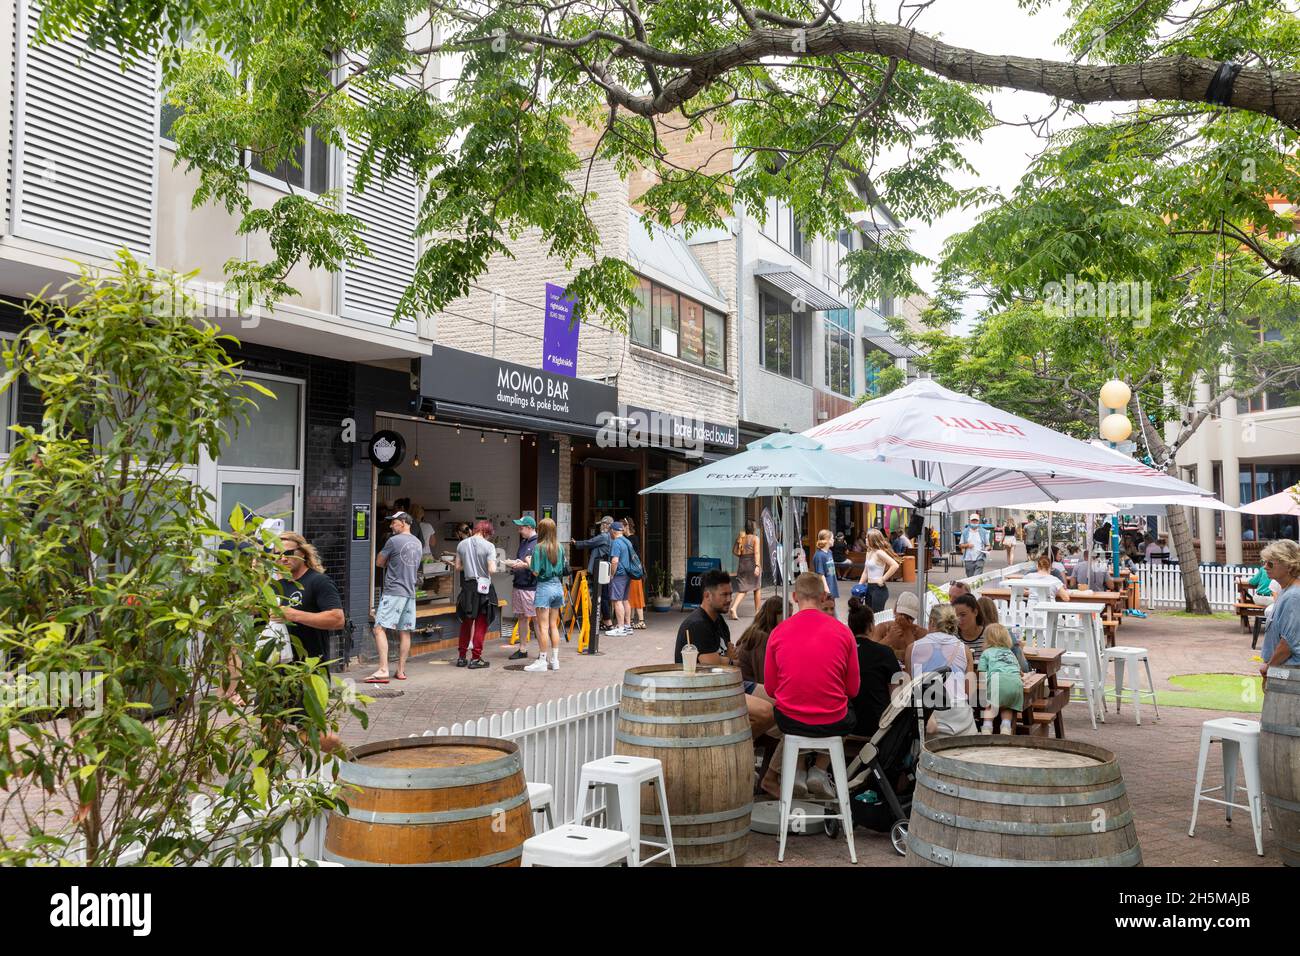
212 373 304 531
864 345 892 397
160 46 332 195
704 310 725 371
250 129 331 194
759 198 810 262
792 217 811 265
630 277 726 371
761 291 805 382
824 310 854 396
680 298 705 365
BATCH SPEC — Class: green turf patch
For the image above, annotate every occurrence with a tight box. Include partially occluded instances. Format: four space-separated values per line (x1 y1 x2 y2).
1156 611 1237 621
1152 673 1263 713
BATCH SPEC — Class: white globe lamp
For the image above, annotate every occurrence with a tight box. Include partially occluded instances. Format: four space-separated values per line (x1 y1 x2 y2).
1099 379 1131 411
1100 413 1133 443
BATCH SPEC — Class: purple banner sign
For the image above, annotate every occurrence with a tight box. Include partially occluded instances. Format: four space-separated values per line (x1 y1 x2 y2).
543 283 580 378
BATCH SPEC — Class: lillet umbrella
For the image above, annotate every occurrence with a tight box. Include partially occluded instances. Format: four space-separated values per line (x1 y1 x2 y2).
640 431 945 613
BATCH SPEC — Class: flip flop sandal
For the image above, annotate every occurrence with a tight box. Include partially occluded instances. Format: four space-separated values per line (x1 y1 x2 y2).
395 674 407 681
364 676 390 684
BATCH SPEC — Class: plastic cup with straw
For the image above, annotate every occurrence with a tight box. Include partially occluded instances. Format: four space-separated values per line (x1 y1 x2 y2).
681 628 698 675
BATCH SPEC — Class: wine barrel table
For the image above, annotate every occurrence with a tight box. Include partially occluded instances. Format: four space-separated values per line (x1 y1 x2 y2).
1261 666 1300 866
324 736 533 866
907 735 1141 867
615 665 754 866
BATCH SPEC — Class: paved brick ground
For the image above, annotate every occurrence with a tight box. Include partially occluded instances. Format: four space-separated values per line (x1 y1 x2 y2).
338 558 1283 868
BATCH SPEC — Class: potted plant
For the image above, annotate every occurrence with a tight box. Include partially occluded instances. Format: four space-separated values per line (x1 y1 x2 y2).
650 566 674 611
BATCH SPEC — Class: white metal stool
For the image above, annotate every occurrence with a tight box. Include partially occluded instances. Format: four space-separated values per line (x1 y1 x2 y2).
778 735 856 864
1056 615 1106 730
576 755 676 866
1103 646 1160 725
527 782 555 832
1189 717 1265 857
521 824 633 867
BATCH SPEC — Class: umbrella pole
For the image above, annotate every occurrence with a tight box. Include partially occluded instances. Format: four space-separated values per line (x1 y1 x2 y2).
781 491 793 616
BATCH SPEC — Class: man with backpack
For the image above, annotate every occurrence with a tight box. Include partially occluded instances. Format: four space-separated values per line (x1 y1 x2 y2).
606 520 642 636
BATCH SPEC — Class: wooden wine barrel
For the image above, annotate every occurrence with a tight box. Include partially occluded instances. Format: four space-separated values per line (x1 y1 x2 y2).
1261 666 1300 866
324 736 533 866
907 736 1141 867
615 665 754 866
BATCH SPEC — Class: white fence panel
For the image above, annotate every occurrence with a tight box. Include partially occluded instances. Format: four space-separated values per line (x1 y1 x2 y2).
1136 564 1251 611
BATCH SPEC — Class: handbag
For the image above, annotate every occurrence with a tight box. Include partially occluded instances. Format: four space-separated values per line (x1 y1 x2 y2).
258 621 293 664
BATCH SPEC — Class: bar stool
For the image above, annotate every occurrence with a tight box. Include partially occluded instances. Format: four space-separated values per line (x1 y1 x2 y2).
1189 717 1265 857
527 781 555 832
576 755 676 866
1055 614 1105 730
1102 646 1160 725
778 735 856 864
521 824 634 867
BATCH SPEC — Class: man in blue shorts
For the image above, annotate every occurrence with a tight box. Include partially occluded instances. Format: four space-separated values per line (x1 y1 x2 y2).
369 511 422 683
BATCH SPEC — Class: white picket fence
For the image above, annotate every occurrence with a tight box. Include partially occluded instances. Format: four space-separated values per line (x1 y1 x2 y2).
410 683 623 825
1136 563 1253 611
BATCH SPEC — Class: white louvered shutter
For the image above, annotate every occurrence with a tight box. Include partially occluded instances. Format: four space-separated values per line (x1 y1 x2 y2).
10 0 158 260
339 82 418 331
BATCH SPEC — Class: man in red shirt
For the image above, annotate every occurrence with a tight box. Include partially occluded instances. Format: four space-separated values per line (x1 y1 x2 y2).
764 571 861 739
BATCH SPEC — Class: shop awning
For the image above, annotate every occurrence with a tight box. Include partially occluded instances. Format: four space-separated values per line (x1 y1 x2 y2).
429 400 603 440
754 261 848 312
863 334 917 359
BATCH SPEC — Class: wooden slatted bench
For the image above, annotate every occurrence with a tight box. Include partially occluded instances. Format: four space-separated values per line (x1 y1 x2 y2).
1235 602 1266 633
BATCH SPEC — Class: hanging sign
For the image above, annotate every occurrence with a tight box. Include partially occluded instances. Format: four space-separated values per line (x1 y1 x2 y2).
543 283 580 378
366 430 406 468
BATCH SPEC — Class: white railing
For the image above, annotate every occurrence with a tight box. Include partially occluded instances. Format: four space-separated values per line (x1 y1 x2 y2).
871 560 1036 625
1137 563 1253 611
412 683 623 825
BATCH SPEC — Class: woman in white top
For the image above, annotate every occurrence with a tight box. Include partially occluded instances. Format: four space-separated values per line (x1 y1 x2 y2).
1022 555 1070 601
857 529 900 613
412 503 437 557
907 605 976 737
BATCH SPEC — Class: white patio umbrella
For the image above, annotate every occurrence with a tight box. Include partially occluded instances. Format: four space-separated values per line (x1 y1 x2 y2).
639 431 945 613
1238 484 1300 516
805 379 1211 607
1012 495 1236 517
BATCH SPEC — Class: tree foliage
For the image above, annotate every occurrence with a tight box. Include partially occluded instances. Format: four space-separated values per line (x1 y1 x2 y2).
0 255 365 864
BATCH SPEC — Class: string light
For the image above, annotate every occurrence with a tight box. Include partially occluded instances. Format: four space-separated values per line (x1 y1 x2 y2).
502 433 507 443
480 432 485 443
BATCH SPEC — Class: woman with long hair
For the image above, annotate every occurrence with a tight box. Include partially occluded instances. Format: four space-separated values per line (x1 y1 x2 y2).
1002 517 1017 565
856 528 900 612
526 518 566 672
729 517 762 620
736 595 783 690
622 515 647 629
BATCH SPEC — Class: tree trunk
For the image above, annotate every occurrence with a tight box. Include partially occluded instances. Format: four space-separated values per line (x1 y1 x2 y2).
1166 503 1212 614
1130 396 1212 614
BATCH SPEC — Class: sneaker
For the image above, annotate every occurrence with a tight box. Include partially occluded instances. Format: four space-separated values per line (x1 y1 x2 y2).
455 657 468 668
548 657 560 671
508 648 528 661
614 626 633 636
524 657 550 673
805 767 837 800
467 658 490 670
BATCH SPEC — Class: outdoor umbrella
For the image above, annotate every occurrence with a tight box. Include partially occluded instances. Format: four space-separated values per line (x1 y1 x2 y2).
1238 485 1300 516
805 379 1211 607
639 431 945 614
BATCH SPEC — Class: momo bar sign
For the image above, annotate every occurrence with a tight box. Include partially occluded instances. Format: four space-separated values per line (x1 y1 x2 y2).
420 345 615 429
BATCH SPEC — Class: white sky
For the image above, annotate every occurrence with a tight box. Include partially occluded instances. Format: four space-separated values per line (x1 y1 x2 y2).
890 0 1098 329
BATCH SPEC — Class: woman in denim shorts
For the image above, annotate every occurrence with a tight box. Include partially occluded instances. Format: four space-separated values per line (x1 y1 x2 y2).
525 518 567 672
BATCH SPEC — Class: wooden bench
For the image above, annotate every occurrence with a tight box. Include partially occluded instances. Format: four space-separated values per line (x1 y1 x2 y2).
1235 602 1266 633
369 599 509 658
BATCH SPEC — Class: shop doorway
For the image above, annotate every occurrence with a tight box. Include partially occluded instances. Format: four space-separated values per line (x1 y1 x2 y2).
643 457 669 578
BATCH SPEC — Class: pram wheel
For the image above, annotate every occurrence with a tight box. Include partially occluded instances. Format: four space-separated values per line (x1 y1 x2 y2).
890 820 908 856
824 818 841 838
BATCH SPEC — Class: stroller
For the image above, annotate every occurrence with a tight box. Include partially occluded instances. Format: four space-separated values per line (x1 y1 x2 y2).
824 667 950 856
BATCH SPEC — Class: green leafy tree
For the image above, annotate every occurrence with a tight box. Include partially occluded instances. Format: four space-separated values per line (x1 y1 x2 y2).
0 254 366 865
27 0 1298 330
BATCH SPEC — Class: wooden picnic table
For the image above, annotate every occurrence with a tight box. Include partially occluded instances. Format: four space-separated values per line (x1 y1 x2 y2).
1022 646 1068 738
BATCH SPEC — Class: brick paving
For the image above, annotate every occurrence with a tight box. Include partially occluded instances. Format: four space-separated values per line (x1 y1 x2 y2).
338 559 1283 867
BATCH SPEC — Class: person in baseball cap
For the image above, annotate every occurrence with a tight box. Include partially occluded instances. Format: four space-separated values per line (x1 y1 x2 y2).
959 512 988 577
507 516 539 661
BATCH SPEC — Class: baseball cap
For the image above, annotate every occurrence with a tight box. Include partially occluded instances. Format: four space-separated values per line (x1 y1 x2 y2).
513 515 536 528
610 521 624 532
600 515 614 525
389 511 414 525
968 512 981 521
850 583 869 600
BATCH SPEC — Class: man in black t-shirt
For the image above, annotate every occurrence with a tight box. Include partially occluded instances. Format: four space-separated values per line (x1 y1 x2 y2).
673 569 774 737
274 532 345 752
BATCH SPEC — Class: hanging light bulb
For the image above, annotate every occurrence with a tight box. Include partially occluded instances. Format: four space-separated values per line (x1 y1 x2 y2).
456 425 461 436
480 432 485 443
413 452 420 467
502 433 507 443
413 429 420 467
